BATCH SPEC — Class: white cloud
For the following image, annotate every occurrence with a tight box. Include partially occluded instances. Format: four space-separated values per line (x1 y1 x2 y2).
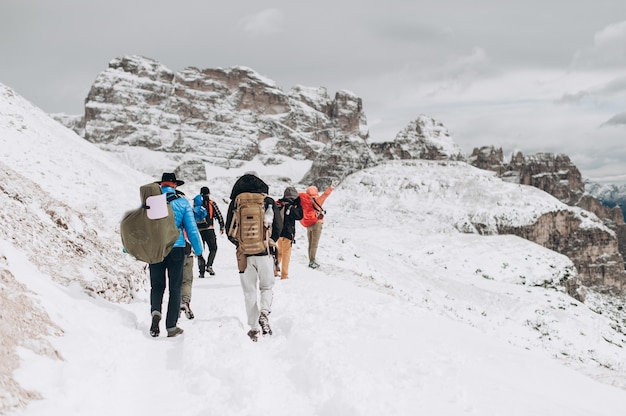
594 20 626 46
238 8 284 36
573 20 626 68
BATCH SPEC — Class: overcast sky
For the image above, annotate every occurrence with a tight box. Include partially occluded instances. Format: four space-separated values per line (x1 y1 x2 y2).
2 0 626 183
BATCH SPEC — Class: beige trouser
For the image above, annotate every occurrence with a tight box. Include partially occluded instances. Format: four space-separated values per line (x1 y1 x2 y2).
276 237 293 279
306 221 323 263
239 255 274 331
181 255 193 304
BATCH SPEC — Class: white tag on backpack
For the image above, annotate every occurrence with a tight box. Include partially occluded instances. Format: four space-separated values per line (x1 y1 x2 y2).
145 194 168 219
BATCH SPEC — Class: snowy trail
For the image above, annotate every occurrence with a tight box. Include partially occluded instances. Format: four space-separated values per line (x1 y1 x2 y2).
11 237 626 416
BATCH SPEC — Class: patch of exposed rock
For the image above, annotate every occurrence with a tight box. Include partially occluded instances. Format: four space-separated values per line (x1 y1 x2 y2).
301 136 378 189
0 256 63 414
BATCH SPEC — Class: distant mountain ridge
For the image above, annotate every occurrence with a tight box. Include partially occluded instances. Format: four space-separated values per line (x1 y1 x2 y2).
586 180 626 217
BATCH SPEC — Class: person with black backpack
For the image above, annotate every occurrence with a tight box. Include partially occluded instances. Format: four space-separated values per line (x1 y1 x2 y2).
149 173 203 338
225 172 280 342
275 186 303 279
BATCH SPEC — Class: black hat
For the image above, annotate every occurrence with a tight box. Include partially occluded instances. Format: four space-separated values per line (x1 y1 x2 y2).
200 186 210 195
157 172 184 186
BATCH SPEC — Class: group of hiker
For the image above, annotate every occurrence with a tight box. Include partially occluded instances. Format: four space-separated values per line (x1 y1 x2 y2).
133 171 334 341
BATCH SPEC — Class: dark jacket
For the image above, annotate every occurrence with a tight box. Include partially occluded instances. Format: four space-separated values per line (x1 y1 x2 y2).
277 196 303 241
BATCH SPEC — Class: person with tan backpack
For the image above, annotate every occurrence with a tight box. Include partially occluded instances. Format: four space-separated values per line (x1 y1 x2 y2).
225 172 281 342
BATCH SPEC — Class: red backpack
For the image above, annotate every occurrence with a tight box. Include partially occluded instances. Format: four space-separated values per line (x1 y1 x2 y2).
299 192 318 228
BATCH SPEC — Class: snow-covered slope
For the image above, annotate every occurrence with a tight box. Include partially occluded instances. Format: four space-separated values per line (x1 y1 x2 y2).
2 82 626 415
0 84 149 224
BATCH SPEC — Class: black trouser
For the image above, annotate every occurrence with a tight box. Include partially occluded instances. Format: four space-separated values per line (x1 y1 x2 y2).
199 228 218 268
149 247 184 329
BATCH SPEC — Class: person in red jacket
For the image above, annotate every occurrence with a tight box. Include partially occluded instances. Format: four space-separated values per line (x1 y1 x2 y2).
299 182 335 269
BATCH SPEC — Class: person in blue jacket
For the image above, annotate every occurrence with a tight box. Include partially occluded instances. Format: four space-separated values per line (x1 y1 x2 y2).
149 172 203 338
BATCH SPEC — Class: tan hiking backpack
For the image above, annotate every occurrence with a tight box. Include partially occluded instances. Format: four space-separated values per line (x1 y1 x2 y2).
228 192 269 255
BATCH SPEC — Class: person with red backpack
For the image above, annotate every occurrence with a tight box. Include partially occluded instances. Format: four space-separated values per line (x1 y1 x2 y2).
299 182 335 269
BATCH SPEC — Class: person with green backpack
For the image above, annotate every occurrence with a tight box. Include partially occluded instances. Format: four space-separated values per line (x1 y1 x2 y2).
149 173 203 338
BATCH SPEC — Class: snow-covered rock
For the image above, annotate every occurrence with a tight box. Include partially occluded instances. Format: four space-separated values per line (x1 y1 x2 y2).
76 55 369 174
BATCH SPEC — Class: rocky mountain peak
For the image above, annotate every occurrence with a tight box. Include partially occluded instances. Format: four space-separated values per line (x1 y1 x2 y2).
370 115 465 161
77 55 370 177
109 55 175 82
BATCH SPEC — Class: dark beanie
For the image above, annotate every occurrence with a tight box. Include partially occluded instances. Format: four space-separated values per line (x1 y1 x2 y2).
201 186 210 195
283 186 298 199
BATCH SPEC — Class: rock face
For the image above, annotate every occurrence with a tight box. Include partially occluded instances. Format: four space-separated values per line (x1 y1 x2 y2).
301 136 378 189
468 146 506 175
499 210 625 293
471 147 585 205
77 55 369 172
508 152 584 205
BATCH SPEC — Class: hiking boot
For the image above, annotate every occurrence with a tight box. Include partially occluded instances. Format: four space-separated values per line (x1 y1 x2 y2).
167 327 184 337
308 261 320 269
150 311 161 337
247 329 260 342
206 266 215 276
198 256 206 278
258 312 272 336
181 302 194 320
